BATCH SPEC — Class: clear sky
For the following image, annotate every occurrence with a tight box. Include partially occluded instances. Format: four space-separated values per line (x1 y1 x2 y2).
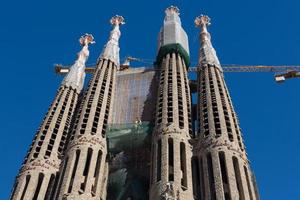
1 0 300 199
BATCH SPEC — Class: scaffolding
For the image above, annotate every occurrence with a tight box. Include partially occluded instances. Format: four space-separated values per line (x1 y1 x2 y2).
105 68 158 200
111 67 158 124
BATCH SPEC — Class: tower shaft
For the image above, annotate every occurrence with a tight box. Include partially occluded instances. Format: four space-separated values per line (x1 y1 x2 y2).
150 6 194 200
150 53 194 200
193 15 259 200
10 86 78 200
55 16 124 200
55 59 116 200
10 34 94 200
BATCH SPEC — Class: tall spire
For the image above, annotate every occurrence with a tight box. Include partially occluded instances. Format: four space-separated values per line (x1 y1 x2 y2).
10 35 94 200
54 15 123 200
100 15 125 67
194 15 259 200
62 34 94 92
195 15 221 70
150 6 194 200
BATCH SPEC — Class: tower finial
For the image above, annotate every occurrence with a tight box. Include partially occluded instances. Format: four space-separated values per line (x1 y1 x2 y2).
110 15 125 26
79 33 95 46
195 15 211 28
195 15 211 41
99 15 125 67
62 33 94 91
195 15 222 69
165 5 180 15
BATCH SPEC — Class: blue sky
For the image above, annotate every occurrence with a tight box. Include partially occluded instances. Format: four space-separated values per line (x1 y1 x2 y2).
1 0 300 199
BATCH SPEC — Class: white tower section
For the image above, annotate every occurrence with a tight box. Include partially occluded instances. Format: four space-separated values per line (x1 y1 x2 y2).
100 15 124 67
158 6 189 55
195 15 222 70
62 34 95 91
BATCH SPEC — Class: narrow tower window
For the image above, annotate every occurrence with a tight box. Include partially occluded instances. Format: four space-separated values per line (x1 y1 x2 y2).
32 173 44 200
20 175 31 200
92 150 103 195
180 142 187 189
157 139 162 182
207 153 216 200
45 173 56 200
233 156 245 200
81 148 93 191
56 157 69 198
192 156 200 199
219 152 231 200
68 150 80 193
168 138 174 181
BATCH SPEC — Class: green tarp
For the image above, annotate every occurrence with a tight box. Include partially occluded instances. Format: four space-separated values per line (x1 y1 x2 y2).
107 121 152 153
155 43 190 67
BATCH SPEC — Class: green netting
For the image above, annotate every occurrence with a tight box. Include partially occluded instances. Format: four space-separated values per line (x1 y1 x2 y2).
107 121 153 154
155 43 190 67
108 168 148 200
107 122 152 200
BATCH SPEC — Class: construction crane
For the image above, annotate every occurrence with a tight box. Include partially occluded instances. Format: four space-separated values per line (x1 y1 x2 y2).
54 56 300 83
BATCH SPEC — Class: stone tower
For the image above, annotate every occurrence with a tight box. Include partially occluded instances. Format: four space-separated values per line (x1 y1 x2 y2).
10 34 94 200
149 6 194 200
192 15 259 200
54 15 124 200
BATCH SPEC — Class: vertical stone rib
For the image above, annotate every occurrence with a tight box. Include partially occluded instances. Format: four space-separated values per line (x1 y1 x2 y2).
172 53 179 125
194 15 258 200
202 156 211 199
204 67 216 137
100 162 109 200
211 150 225 200
162 55 169 125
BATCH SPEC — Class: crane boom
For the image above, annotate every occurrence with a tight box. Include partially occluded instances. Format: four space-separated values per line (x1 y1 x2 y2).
55 64 300 74
54 56 300 83
221 65 300 73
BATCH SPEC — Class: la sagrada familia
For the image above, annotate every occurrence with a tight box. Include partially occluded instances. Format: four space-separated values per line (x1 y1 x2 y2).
10 6 260 200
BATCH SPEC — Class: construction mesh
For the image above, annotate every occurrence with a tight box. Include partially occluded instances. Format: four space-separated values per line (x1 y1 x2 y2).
107 67 159 199
107 122 152 200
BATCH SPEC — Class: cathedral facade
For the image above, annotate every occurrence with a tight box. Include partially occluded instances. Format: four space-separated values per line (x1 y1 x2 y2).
10 6 259 200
